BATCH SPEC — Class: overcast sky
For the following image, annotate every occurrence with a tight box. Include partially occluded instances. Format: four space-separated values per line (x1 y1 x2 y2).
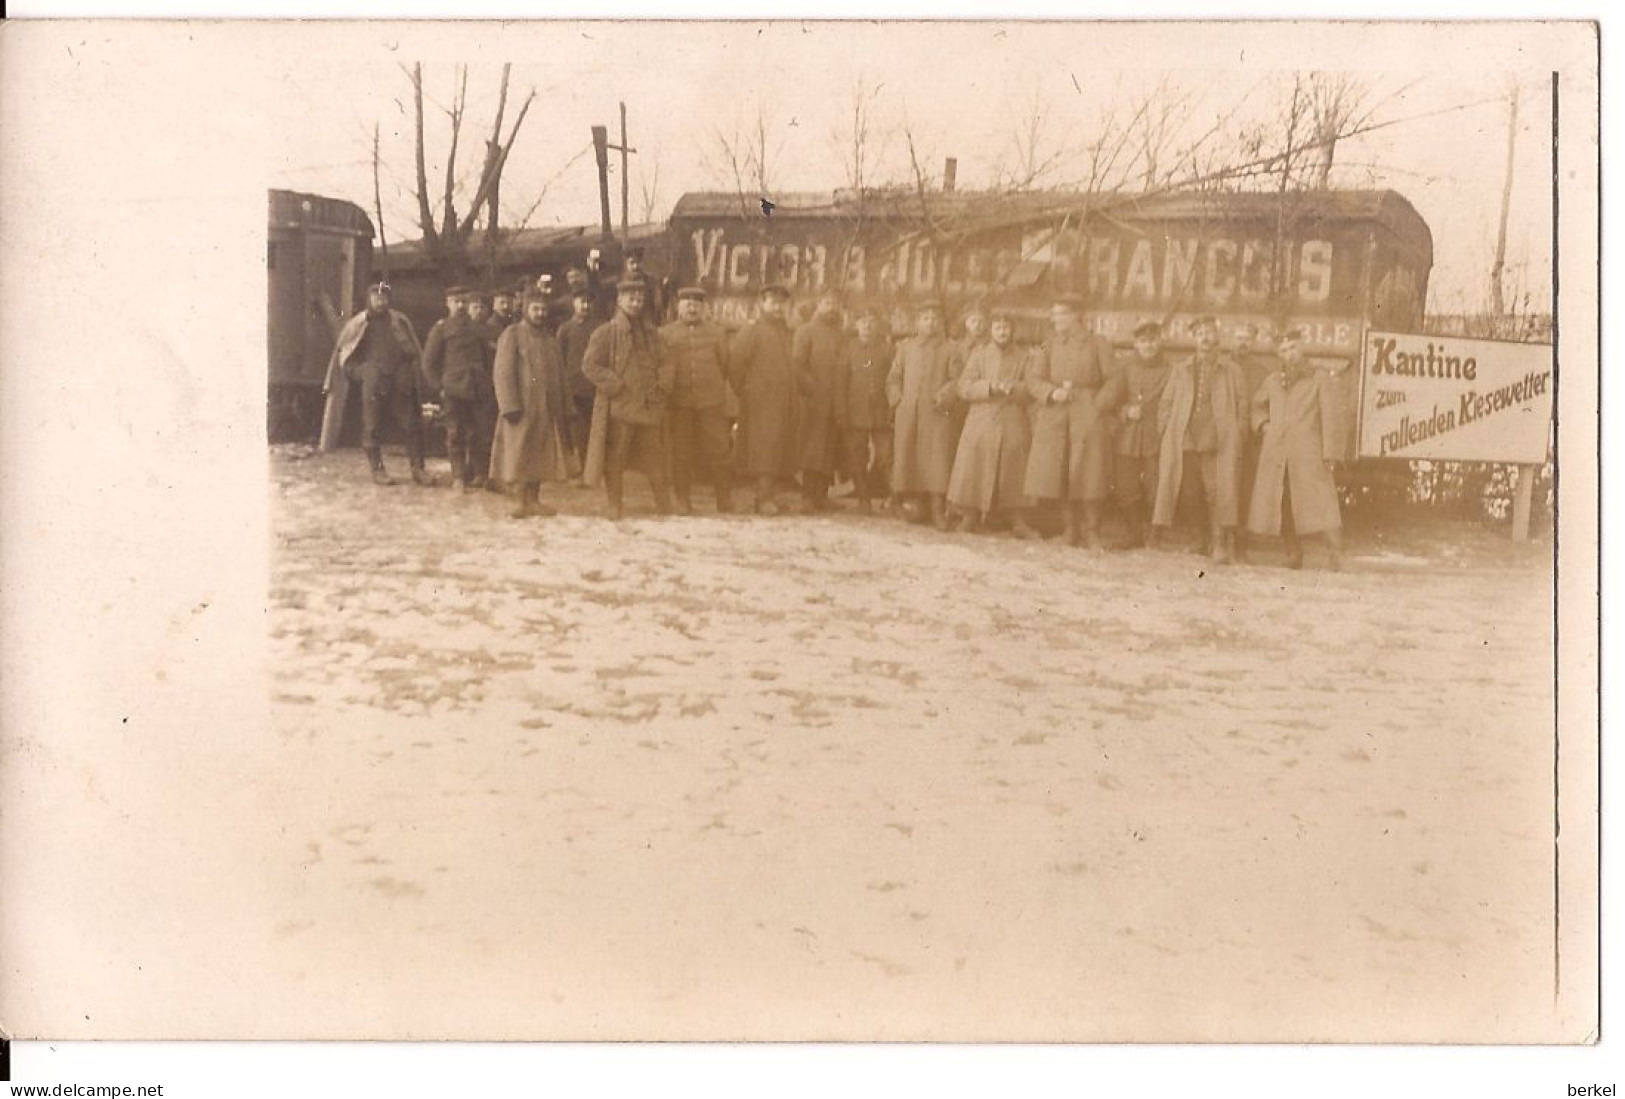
269 21 1558 313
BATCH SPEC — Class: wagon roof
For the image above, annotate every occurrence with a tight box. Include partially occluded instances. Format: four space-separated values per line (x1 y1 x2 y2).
671 187 1432 258
268 189 375 238
384 220 669 272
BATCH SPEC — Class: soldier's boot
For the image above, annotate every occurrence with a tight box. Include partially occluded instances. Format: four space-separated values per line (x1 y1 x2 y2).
855 496 873 515
1322 528 1344 572
1210 525 1232 564
530 485 558 518
1081 503 1105 551
1144 523 1163 551
651 481 676 517
449 454 467 493
1121 508 1145 548
755 475 779 517
1011 511 1041 540
803 474 833 513
1062 503 1082 546
960 509 984 535
410 460 436 488
509 483 537 520
929 494 951 531
1281 525 1304 569
606 471 626 521
367 448 395 486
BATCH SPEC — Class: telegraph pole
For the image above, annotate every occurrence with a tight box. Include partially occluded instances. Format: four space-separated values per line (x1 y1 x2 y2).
593 114 638 247
618 102 631 240
592 124 612 243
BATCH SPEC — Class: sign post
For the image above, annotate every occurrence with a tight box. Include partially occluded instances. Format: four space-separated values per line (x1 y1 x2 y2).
1511 464 1536 542
1355 330 1554 539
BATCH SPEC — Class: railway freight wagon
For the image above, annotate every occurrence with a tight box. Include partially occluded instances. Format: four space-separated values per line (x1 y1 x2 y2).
267 189 375 444
668 187 1433 457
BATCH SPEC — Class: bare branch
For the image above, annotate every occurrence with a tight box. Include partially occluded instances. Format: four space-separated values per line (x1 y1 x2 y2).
456 87 535 241
638 155 662 224
408 63 439 253
372 120 389 275
440 64 468 237
484 63 511 234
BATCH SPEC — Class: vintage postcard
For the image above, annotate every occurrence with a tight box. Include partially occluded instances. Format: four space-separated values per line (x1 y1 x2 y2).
0 17 1600 1061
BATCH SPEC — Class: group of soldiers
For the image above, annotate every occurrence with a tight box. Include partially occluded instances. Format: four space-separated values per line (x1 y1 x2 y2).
326 268 1348 571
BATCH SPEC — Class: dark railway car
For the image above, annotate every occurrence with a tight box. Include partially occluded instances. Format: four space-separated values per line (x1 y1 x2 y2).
669 187 1433 457
267 189 375 444
669 187 1431 345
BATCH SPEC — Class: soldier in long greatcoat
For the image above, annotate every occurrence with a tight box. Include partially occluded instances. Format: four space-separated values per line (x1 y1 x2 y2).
322 280 435 487
489 290 577 519
730 284 799 516
793 291 847 512
1230 320 1281 562
946 310 1037 537
1246 327 1347 570
887 300 965 530
1151 314 1250 563
1021 295 1116 548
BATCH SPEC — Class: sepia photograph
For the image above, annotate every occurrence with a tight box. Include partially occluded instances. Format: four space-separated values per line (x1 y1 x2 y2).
0 12 1603 1089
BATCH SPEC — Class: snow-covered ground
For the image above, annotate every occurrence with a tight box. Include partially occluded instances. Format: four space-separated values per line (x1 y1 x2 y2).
254 446 1558 1041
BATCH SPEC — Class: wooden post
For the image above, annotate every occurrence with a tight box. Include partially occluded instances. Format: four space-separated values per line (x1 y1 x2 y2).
592 125 612 242
619 101 630 241
1511 463 1536 542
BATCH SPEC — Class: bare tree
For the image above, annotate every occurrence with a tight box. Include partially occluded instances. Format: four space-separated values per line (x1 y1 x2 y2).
708 103 772 213
1305 72 1369 188
481 65 511 234
401 61 536 281
834 76 890 194
1000 79 1074 191
638 154 663 226
1489 81 1520 316
372 121 389 278
1129 76 1197 189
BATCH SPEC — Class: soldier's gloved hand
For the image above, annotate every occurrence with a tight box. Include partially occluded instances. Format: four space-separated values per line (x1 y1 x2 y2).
504 410 523 424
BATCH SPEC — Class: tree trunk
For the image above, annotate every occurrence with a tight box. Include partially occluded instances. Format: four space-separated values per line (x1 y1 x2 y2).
1490 86 1520 316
